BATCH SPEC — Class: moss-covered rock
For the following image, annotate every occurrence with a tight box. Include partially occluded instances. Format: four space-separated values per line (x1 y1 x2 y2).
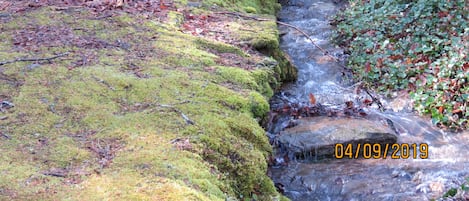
202 0 281 15
0 1 294 200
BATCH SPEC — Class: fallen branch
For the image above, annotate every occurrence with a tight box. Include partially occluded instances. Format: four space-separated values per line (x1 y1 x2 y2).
214 12 344 66
0 52 69 66
92 75 116 91
275 21 332 57
43 172 67 178
51 5 84 11
0 132 11 139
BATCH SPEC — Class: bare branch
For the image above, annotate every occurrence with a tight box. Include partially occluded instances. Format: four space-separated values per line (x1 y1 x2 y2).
0 52 69 66
157 104 195 125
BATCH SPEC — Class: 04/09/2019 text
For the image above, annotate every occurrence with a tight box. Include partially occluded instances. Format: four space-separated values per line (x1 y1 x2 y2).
335 143 428 159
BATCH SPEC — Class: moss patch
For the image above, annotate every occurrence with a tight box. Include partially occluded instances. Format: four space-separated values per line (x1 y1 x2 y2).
202 0 281 15
0 1 293 200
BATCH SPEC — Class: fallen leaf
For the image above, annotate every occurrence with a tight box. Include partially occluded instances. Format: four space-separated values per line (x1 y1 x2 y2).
438 106 444 114
406 57 412 65
363 99 373 106
365 62 371 73
115 0 124 8
389 55 403 60
438 11 449 18
452 109 462 114
308 93 316 105
159 2 167 10
376 58 383 68
345 101 354 109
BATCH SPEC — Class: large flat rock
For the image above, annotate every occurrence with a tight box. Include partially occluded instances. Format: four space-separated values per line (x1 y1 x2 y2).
278 116 397 160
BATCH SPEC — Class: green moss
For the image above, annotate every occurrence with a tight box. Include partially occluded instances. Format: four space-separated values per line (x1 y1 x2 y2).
154 30 218 68
0 3 290 200
251 67 277 97
167 11 185 28
202 0 280 15
48 136 92 168
244 6 257 13
215 66 259 89
248 91 270 119
229 18 297 82
195 38 247 57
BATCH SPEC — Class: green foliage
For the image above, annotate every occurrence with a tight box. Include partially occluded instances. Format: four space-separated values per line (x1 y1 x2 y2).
244 6 258 13
443 188 457 198
333 0 468 130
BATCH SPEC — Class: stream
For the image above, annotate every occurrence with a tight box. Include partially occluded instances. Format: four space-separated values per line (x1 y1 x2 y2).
267 0 469 200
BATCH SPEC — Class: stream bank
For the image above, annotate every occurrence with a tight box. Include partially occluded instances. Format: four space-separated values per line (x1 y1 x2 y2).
0 1 292 200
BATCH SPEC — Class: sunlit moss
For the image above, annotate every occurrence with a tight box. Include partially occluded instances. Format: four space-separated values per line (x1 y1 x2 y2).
0 3 289 200
202 0 280 14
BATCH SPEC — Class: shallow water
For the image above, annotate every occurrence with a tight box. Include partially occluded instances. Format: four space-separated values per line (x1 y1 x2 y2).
269 0 469 200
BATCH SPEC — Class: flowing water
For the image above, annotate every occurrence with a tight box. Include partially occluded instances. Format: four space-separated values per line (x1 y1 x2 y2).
268 0 469 200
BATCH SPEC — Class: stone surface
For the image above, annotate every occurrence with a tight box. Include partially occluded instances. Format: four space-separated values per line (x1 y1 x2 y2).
277 116 397 159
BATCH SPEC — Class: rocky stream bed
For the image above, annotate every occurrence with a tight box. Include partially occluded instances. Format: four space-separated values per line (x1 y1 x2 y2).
267 0 469 200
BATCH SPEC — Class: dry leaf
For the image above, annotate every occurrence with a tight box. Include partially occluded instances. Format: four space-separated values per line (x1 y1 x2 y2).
406 57 412 65
452 109 462 114
365 62 371 73
363 99 373 106
438 106 444 114
345 101 354 109
309 93 316 105
115 0 124 8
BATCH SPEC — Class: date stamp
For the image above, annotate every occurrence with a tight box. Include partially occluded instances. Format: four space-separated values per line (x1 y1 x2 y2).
335 143 428 159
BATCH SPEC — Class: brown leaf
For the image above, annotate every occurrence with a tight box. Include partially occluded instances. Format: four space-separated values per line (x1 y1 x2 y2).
438 106 444 114
362 99 373 106
405 57 412 65
159 2 167 10
376 58 383 68
438 11 449 18
309 93 316 105
365 62 371 73
345 101 354 109
452 109 462 114
389 55 403 60
387 15 398 20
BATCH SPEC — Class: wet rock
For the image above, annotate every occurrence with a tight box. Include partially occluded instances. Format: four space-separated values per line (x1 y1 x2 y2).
277 116 397 160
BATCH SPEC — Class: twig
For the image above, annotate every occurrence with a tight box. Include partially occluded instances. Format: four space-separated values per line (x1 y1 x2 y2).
358 85 401 135
43 172 66 177
91 13 114 20
157 104 195 125
92 75 116 91
362 87 385 112
51 6 84 11
0 100 14 112
0 132 11 139
276 21 331 57
0 52 69 66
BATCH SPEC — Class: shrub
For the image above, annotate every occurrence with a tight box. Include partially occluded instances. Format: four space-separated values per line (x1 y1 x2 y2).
332 0 468 130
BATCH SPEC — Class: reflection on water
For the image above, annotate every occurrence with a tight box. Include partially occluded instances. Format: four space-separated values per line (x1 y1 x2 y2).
270 0 469 200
